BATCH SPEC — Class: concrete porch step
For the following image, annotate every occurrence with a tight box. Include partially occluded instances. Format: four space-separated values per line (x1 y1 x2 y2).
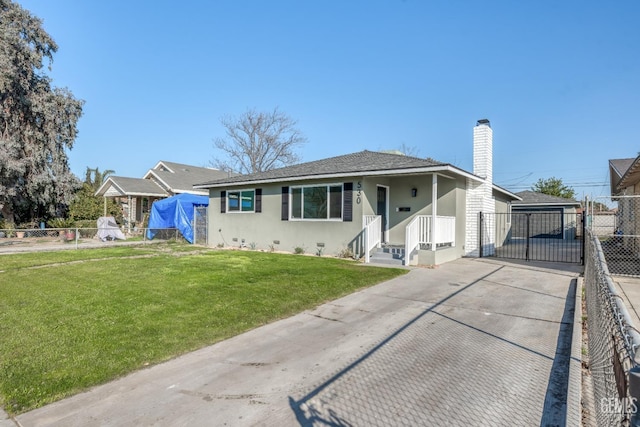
369 245 405 266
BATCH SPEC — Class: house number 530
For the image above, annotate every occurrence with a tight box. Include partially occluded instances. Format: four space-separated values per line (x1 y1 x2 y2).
356 181 362 204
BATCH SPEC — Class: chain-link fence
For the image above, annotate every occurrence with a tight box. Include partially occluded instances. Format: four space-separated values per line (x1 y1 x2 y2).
193 206 208 246
587 196 640 277
0 227 184 252
584 226 640 426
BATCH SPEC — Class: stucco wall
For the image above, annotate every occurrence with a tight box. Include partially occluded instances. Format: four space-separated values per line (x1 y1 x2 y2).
208 178 366 257
207 172 479 263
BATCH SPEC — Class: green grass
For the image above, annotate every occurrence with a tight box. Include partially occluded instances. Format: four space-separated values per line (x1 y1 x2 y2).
0 245 406 414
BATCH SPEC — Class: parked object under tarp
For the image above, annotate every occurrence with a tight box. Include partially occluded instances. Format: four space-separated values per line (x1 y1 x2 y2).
97 216 126 241
146 193 208 243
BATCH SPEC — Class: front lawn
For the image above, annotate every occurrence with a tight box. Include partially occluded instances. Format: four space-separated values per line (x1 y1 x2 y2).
0 245 406 414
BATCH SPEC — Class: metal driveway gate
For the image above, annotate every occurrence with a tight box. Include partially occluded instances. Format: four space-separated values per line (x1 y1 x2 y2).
480 211 583 263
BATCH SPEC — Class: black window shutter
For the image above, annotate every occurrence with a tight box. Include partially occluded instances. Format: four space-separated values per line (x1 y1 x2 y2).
220 190 226 213
281 186 289 220
343 182 353 222
255 188 262 213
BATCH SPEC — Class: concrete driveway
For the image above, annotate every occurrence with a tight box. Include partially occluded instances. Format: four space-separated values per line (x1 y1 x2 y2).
6 258 582 426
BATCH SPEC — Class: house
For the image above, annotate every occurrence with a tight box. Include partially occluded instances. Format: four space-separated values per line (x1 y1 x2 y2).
610 157 640 196
96 161 231 231
510 190 582 240
608 155 640 255
195 120 520 266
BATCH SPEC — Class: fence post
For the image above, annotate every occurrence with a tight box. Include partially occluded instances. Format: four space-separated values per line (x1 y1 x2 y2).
75 227 78 249
581 210 586 265
629 366 640 425
525 213 530 261
192 206 197 245
479 212 483 258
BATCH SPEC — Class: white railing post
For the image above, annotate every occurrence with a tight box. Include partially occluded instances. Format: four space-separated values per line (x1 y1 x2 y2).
364 229 370 263
405 216 420 266
405 215 456 265
362 215 382 263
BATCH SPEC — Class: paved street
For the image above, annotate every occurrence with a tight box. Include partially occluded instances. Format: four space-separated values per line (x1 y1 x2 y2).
5 258 581 426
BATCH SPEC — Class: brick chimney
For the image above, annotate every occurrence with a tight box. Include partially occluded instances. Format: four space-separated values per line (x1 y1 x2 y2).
473 119 492 184
465 119 495 257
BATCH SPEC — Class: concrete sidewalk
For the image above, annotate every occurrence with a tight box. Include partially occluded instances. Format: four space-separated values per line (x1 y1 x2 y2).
613 276 640 328
5 258 581 426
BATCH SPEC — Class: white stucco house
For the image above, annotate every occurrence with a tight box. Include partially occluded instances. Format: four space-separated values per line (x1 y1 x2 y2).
195 120 520 266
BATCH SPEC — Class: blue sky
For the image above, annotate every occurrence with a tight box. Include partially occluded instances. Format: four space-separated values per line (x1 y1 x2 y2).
17 0 640 199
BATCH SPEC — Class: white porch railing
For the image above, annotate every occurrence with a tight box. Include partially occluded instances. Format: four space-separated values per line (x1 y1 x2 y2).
363 215 382 263
405 215 456 265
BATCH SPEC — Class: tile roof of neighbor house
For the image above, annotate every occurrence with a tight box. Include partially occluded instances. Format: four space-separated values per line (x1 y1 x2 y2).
145 161 233 194
195 150 467 188
512 190 581 206
610 156 640 194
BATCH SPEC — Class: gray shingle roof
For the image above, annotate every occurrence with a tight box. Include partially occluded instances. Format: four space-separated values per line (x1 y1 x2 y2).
147 161 233 193
610 156 640 194
98 176 168 197
512 190 580 206
196 150 447 187
610 158 636 179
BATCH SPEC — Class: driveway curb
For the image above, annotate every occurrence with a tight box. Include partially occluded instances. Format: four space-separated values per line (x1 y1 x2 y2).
567 277 583 426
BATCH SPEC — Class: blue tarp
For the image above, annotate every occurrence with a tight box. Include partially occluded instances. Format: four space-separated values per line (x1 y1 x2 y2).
146 194 208 243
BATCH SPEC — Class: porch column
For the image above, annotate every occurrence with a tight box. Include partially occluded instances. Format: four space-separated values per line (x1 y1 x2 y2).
103 196 107 217
431 174 438 251
127 195 132 233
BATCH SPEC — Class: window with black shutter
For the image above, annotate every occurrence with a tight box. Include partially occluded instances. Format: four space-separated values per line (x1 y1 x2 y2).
281 186 289 220
255 188 262 213
343 182 353 222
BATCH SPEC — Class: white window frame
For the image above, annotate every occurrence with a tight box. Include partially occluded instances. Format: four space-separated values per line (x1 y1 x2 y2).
290 183 344 221
227 189 256 213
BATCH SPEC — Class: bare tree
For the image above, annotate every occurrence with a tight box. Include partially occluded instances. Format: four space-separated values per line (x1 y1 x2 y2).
212 108 307 174
397 143 421 157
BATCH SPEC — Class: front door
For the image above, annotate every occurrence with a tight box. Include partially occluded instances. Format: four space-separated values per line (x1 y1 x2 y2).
376 186 388 243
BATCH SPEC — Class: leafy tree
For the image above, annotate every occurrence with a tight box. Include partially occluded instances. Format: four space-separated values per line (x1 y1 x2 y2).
211 108 307 174
68 167 120 221
84 167 115 191
531 177 576 199
0 0 84 224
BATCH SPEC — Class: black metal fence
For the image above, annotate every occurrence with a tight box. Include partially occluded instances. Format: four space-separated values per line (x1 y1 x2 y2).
480 211 583 263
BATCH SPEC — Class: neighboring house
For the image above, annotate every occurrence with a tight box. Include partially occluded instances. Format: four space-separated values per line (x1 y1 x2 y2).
195 120 520 266
610 156 640 196
510 190 582 240
96 161 231 230
608 155 640 254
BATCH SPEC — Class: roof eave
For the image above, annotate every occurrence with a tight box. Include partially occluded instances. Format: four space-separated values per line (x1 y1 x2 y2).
492 185 521 200
616 157 640 193
194 165 480 189
513 202 581 207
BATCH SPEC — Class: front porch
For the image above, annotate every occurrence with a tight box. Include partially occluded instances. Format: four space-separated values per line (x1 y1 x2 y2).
363 214 456 266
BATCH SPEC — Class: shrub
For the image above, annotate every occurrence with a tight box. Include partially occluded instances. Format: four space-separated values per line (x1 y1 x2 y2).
337 247 355 259
47 218 76 229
